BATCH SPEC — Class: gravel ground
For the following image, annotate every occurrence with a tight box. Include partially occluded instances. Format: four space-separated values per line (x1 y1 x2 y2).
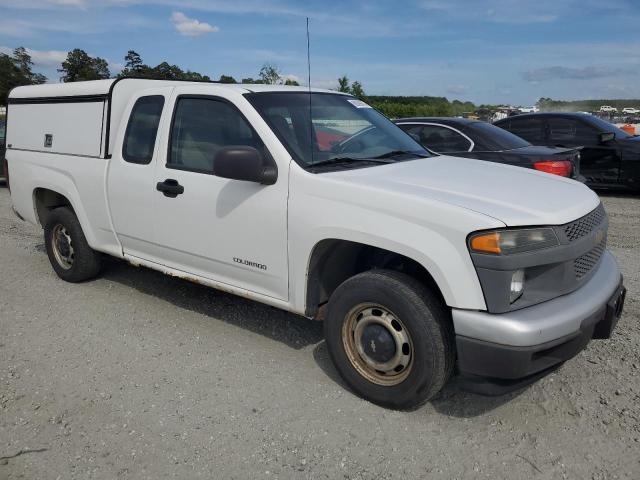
0 185 638 479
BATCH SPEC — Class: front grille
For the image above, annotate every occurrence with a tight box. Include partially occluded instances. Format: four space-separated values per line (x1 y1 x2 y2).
574 239 606 279
564 204 605 242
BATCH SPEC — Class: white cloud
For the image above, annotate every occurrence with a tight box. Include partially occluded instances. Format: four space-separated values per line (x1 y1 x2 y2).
0 46 67 67
109 61 124 73
46 0 87 7
281 73 299 82
446 85 469 95
522 65 637 82
27 48 68 67
170 11 218 37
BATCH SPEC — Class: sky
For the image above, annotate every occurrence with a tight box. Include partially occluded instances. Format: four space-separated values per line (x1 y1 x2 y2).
1 0 639 105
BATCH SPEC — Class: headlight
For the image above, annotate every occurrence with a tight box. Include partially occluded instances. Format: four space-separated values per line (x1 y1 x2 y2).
469 228 559 255
510 269 525 303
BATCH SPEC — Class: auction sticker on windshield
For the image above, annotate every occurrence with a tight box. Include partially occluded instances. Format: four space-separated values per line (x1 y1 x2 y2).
347 99 372 108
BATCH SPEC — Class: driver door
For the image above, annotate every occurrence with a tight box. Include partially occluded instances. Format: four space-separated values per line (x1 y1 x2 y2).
151 89 289 300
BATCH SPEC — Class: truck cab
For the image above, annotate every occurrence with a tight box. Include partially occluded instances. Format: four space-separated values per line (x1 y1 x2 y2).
5 79 626 409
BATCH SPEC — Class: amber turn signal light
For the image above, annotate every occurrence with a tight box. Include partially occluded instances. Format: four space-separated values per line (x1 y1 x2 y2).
470 232 501 254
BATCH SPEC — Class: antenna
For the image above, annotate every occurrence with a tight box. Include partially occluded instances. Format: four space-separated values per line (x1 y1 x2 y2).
306 17 314 164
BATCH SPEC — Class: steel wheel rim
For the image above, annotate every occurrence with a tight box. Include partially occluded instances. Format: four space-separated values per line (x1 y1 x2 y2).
342 303 413 386
51 224 74 270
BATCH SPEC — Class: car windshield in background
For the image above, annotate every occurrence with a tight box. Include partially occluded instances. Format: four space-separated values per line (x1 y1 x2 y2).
0 121 5 141
586 115 632 139
245 92 430 169
466 122 530 150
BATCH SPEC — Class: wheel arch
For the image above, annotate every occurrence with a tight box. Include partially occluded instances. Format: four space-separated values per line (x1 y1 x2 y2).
33 187 75 227
304 238 447 318
31 185 99 249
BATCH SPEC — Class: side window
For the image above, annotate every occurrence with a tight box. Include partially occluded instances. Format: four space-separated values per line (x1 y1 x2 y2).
415 125 471 152
123 95 165 164
506 118 544 143
168 97 268 172
548 118 596 145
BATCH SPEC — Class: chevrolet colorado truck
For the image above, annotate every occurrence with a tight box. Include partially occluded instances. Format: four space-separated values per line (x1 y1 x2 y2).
4 79 626 409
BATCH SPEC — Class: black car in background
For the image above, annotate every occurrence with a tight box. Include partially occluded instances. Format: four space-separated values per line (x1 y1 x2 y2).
395 117 581 179
0 117 6 180
494 113 640 191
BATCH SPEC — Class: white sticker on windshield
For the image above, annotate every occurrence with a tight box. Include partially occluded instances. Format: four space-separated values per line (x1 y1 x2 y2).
347 99 372 108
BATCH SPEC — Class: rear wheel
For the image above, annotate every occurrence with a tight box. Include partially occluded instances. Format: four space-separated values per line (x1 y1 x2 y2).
324 269 454 409
44 207 101 282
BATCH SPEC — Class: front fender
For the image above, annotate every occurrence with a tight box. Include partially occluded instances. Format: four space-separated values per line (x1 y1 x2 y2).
292 226 487 314
287 165 505 314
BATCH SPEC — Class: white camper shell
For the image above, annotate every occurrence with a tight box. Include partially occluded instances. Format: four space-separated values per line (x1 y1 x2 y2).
8 79 269 159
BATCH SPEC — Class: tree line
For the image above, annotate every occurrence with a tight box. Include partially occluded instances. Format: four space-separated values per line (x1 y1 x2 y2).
1 46 479 118
536 97 639 112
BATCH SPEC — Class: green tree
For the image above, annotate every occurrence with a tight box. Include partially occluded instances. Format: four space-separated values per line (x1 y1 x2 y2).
284 78 300 86
0 47 47 104
118 50 152 78
350 80 365 99
218 74 237 83
117 51 211 81
337 75 350 93
181 70 211 81
241 77 264 84
259 63 281 84
124 50 143 72
59 49 110 82
335 76 365 98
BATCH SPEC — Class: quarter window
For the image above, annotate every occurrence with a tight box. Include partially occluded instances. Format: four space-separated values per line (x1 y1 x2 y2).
405 124 471 152
548 118 597 145
123 95 165 164
505 118 545 144
168 97 268 172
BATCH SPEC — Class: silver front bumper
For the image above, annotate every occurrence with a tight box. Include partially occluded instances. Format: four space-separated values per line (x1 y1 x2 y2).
452 250 621 347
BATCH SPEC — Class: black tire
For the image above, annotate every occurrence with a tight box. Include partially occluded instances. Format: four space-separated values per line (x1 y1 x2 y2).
324 269 455 410
44 207 101 282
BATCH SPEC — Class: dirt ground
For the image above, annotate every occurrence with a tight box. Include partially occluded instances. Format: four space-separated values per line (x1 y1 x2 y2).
0 185 638 479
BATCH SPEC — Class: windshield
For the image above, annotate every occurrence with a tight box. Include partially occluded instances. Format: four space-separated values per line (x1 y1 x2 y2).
0 120 5 141
585 115 632 139
245 92 430 168
465 122 530 150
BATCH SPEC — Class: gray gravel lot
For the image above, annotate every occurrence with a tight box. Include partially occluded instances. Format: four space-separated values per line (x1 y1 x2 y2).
0 185 638 479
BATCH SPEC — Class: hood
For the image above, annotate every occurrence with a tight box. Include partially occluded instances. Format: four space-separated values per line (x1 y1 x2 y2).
326 156 599 227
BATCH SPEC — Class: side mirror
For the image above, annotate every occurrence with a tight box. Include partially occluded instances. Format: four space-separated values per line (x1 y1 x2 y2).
213 146 277 185
599 132 615 144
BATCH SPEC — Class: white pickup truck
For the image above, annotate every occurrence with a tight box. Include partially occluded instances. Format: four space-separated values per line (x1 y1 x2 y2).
5 79 626 409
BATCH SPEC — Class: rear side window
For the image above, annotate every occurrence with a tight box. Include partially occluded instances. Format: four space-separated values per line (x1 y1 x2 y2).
464 122 529 150
548 118 597 145
403 124 471 152
123 95 165 164
503 117 545 144
168 97 268 173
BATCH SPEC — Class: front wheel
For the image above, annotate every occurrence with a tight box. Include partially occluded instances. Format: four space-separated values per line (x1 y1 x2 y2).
44 207 102 282
324 270 454 409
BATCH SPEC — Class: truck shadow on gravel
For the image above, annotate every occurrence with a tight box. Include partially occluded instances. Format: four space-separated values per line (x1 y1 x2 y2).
312 340 529 417
101 257 527 416
100 257 323 350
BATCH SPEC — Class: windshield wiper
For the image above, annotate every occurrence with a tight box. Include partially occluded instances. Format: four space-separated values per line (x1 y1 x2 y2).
371 150 427 159
308 157 395 168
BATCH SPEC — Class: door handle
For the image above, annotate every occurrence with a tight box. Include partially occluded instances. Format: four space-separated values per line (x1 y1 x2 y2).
156 179 184 198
